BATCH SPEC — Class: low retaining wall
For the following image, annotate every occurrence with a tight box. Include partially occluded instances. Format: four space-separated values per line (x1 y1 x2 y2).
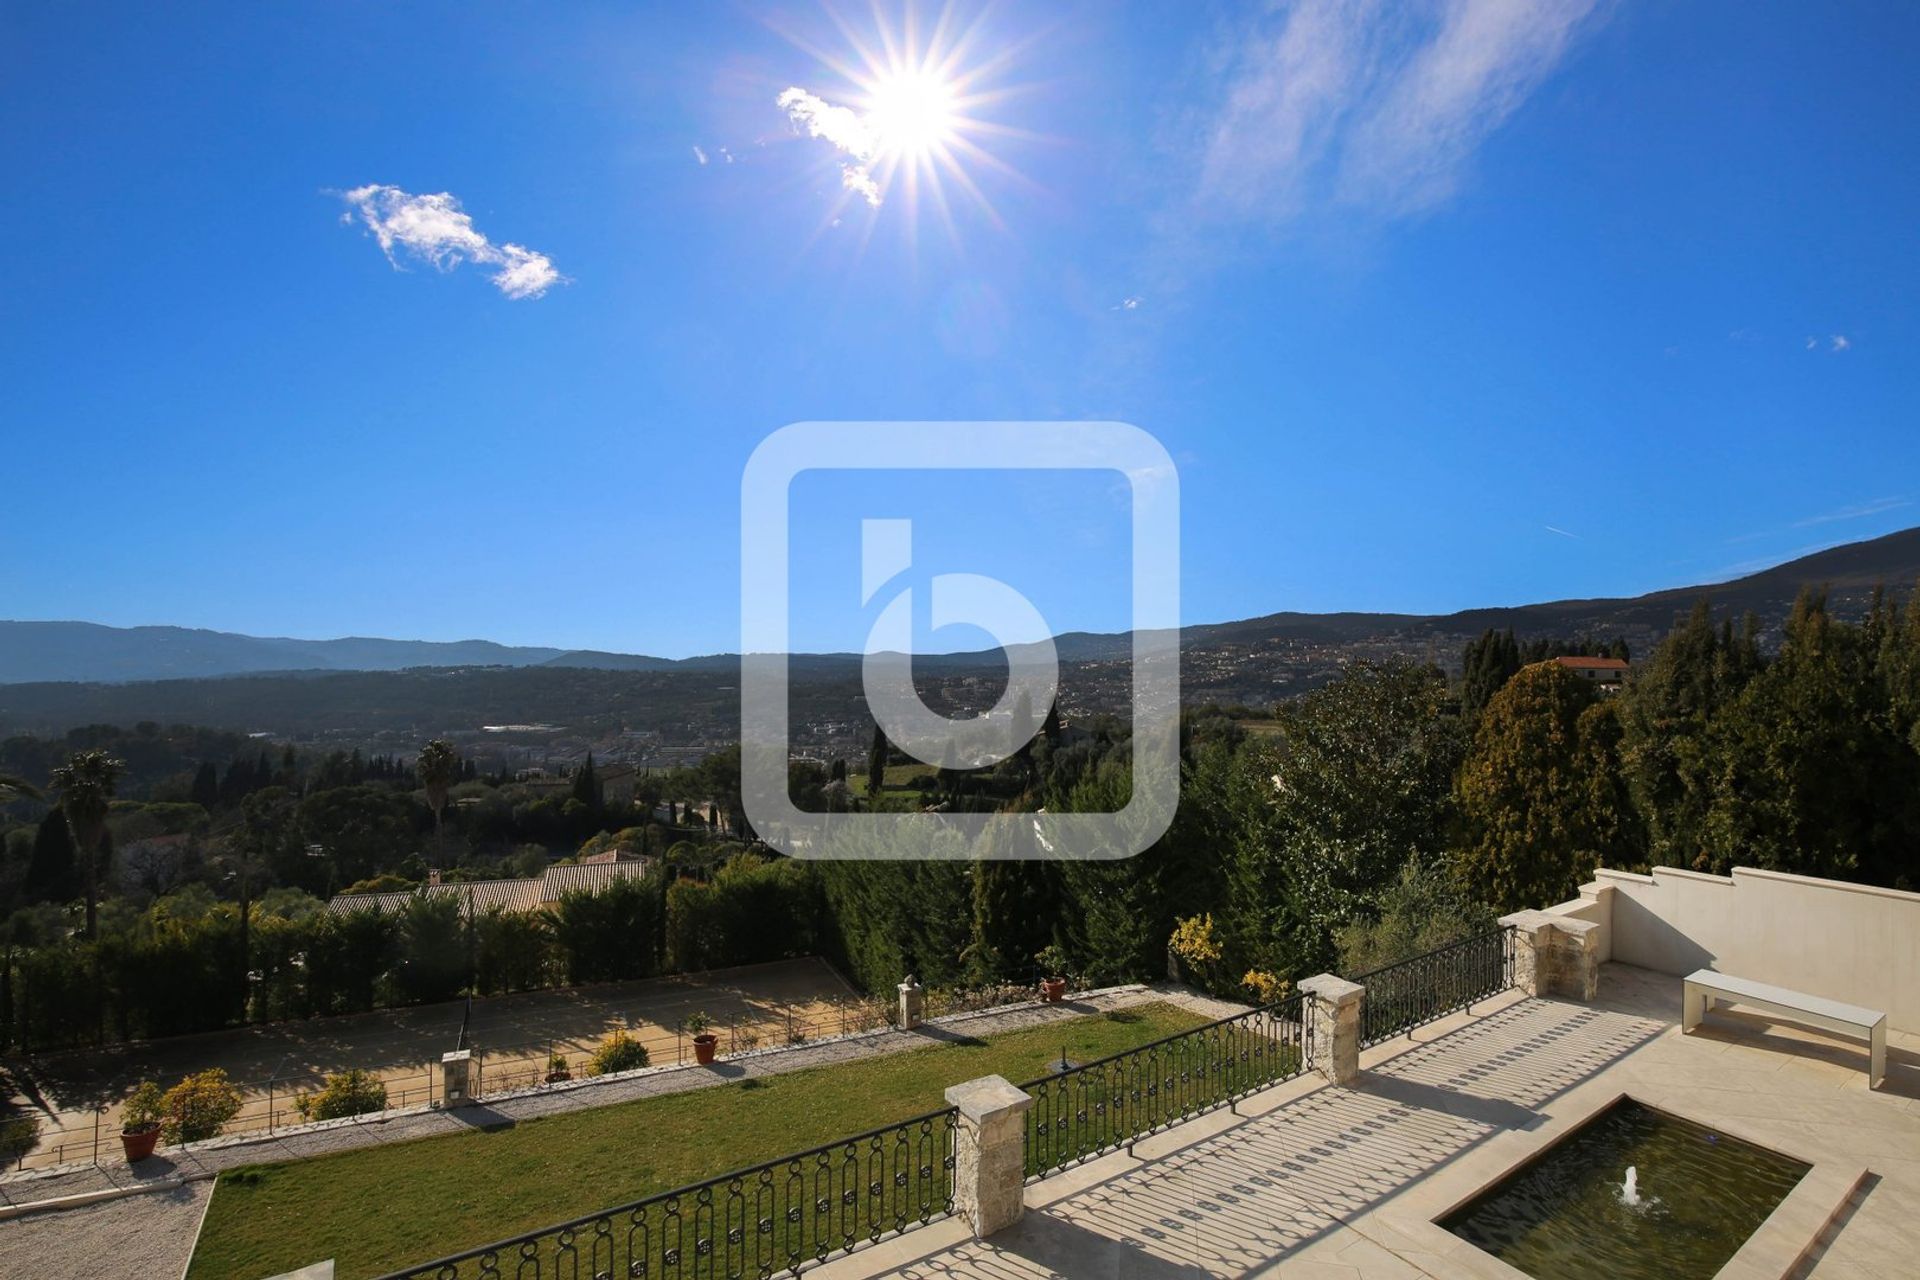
1563 866 1920 1032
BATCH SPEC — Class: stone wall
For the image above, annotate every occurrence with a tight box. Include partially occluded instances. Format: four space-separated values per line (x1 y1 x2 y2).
1587 866 1920 1032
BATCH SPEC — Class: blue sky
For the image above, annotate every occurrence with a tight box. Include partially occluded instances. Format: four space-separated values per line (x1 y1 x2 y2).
3 1 1916 657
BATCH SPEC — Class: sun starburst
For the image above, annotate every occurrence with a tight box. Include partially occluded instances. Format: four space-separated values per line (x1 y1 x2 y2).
774 2 1034 232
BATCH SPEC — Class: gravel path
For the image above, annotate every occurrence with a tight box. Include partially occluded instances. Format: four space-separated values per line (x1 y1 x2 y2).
0 1180 210 1280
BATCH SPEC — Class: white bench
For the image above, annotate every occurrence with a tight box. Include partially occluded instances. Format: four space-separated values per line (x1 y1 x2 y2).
1682 969 1886 1088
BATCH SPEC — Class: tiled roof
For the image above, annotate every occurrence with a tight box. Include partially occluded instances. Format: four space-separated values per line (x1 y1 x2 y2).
1552 656 1629 671
327 878 542 918
540 859 655 901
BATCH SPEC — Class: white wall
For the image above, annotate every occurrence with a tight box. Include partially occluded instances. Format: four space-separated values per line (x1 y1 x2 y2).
1590 866 1920 1032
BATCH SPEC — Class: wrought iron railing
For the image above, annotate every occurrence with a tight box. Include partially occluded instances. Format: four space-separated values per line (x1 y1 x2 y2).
1019 995 1310 1180
1352 926 1513 1049
374 1107 957 1280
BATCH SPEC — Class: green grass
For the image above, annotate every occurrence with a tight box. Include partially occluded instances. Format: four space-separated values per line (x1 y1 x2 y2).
188 1002 1210 1280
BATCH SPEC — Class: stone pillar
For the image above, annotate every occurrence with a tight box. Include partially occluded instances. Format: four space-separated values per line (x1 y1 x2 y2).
1553 917 1601 1001
1499 911 1600 1001
945 1074 1033 1238
898 975 925 1030
1499 911 1550 996
1298 974 1364 1086
441 1049 474 1108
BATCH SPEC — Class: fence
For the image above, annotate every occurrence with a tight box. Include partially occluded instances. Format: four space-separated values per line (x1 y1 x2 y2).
10 1064 443 1172
374 1108 958 1280
1019 994 1310 1179
470 996 900 1096
1352 926 1514 1049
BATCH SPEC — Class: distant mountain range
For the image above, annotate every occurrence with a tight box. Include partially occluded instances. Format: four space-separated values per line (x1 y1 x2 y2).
4 526 1917 688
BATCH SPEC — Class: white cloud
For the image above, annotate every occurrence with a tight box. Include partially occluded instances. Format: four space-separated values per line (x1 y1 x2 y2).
1805 336 1819 350
1831 334 1851 352
777 86 883 206
1115 296 1144 310
338 184 564 300
692 145 709 166
1792 496 1908 529
1544 524 1578 539
1193 1 1603 226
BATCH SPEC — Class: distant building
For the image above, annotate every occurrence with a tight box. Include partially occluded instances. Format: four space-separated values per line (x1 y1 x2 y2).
325 857 656 919
1552 655 1629 689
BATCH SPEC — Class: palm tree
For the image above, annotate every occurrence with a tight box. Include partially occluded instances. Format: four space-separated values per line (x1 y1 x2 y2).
0 774 41 804
50 751 124 938
415 739 460 862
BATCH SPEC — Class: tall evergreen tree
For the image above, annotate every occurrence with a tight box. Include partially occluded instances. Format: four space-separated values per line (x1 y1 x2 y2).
866 724 887 801
25 814 78 904
189 761 220 810
1457 662 1600 911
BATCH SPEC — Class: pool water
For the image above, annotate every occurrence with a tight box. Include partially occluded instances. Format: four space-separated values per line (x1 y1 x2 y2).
1440 1097 1809 1279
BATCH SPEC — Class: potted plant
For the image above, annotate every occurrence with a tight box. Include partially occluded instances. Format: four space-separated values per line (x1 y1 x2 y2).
544 1050 571 1084
120 1081 164 1163
685 1011 719 1065
1036 945 1070 1004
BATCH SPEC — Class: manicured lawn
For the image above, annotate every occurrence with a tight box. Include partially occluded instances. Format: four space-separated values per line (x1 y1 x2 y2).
188 1002 1210 1280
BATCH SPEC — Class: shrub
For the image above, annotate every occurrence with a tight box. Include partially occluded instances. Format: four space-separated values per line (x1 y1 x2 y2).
160 1068 243 1144
0 1114 41 1164
587 1028 650 1076
1241 969 1289 1005
1035 944 1071 978
294 1069 388 1122
121 1081 165 1133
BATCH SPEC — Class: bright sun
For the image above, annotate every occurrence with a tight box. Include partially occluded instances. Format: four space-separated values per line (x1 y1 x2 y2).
864 69 960 160
776 3 1026 224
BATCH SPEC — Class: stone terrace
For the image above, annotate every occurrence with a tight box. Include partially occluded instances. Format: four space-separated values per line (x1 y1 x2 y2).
818 964 1920 1279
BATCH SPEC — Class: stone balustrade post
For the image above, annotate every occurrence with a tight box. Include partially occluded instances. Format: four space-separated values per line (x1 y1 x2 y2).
440 1049 474 1108
899 975 925 1030
1499 911 1600 1002
945 1074 1033 1238
1298 974 1364 1086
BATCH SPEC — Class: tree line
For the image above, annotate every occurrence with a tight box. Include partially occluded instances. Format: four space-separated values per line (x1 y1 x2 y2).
4 585 1916 1049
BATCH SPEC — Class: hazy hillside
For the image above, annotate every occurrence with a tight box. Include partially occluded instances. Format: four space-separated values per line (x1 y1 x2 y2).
2 529 1915 740
0 622 566 684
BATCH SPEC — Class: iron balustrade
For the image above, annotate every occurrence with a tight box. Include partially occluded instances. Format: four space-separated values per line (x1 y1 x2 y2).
1019 996 1310 1180
374 1107 958 1280
1352 926 1514 1049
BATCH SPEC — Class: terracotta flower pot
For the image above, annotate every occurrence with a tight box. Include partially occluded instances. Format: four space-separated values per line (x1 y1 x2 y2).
693 1033 719 1065
1040 978 1068 1004
121 1126 161 1163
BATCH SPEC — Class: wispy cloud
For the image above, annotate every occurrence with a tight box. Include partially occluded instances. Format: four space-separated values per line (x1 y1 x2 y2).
1114 296 1144 311
1831 334 1851 352
777 86 883 206
1792 496 1908 529
692 145 709 166
1191 0 1603 227
1544 524 1578 539
1806 333 1853 352
338 185 564 300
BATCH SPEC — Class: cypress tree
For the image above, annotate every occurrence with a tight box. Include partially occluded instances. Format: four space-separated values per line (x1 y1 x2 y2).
25 815 78 904
190 761 220 810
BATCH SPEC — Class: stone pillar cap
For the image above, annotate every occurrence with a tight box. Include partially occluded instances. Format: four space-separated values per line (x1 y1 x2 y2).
945 1074 1034 1120
1497 910 1553 929
899 975 922 990
1298 973 1364 1005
